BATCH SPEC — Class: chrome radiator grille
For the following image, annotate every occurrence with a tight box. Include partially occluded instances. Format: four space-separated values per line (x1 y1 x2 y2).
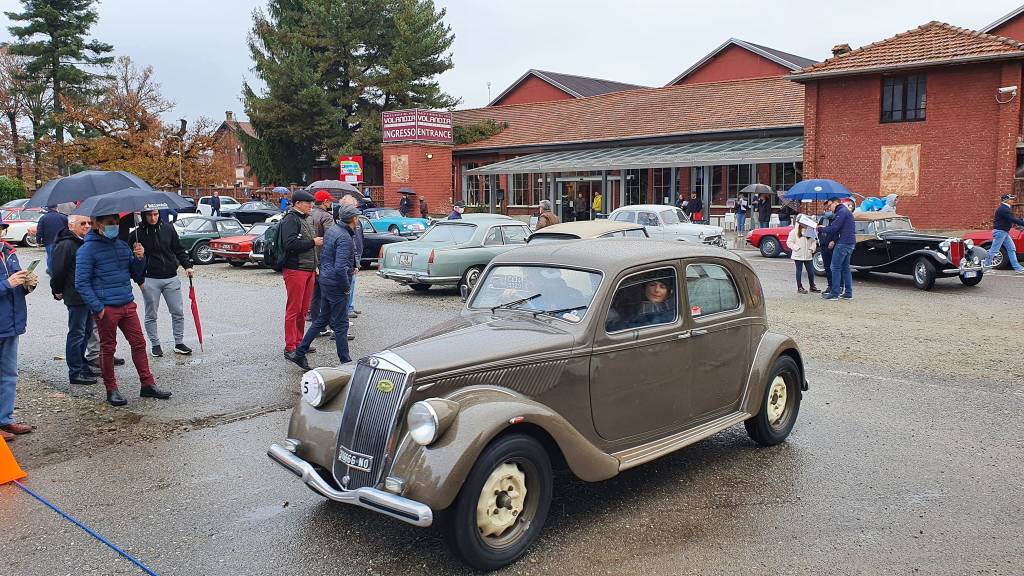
332 360 409 490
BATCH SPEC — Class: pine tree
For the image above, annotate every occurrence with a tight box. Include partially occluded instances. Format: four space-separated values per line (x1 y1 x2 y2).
5 0 114 175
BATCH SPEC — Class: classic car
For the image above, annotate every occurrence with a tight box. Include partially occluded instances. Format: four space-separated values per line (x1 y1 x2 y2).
377 216 532 292
527 220 649 244
228 201 282 225
174 216 247 265
1 198 29 210
962 226 1024 269
811 212 988 290
210 222 272 267
196 195 242 216
608 204 726 247
746 225 795 258
362 207 429 236
268 238 807 570
1 208 42 247
357 214 410 268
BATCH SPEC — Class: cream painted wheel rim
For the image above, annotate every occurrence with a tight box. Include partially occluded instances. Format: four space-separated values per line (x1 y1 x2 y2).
476 462 527 539
766 376 788 425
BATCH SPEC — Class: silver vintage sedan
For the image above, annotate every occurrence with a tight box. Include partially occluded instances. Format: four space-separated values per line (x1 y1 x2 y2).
609 204 726 247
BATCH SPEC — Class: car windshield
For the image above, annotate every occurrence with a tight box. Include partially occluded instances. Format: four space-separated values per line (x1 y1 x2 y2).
373 209 402 218
470 265 602 322
248 223 270 236
241 202 275 210
418 223 476 244
883 218 913 230
183 218 214 232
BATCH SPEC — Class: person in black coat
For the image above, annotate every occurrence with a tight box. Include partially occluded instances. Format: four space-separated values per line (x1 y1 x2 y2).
756 194 772 228
36 205 68 274
419 197 429 219
50 216 97 385
399 194 411 217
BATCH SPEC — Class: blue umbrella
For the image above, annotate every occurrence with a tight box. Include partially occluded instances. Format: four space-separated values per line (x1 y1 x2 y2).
272 186 290 194
782 179 853 202
72 188 194 217
27 170 153 208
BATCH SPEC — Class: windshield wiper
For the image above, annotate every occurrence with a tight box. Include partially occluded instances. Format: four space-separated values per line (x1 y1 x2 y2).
492 293 542 313
534 305 588 318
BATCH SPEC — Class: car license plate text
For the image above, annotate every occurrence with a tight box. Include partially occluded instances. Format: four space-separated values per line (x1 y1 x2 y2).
398 253 413 267
338 445 373 472
964 270 977 278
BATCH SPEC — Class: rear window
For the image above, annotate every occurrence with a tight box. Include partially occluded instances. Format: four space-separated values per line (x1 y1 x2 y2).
611 211 635 223
418 223 477 244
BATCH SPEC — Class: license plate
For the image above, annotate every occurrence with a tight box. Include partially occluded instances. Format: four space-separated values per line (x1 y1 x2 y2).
398 253 413 267
337 445 373 472
964 270 977 278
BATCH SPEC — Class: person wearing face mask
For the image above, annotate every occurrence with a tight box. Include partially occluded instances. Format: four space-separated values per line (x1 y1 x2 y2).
50 215 99 386
75 214 171 406
448 200 465 220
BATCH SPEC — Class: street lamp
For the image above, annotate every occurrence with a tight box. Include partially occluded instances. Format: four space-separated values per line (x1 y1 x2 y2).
168 118 187 193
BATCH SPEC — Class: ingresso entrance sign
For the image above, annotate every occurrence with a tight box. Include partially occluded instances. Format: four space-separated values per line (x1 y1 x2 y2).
382 109 453 143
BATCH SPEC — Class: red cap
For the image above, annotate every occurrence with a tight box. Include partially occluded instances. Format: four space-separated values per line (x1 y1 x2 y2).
313 190 333 203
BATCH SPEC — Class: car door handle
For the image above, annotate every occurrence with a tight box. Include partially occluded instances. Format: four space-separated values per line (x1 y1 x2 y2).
678 329 708 339
691 328 708 336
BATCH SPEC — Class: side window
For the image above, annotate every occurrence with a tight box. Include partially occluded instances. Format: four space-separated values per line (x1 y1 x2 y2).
854 221 875 235
483 227 503 246
686 263 741 317
605 267 679 333
501 226 529 245
199 198 210 205
219 221 244 234
624 229 648 238
358 216 375 233
611 211 635 223
638 212 659 226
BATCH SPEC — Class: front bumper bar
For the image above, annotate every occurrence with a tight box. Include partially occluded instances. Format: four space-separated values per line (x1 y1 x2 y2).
377 270 461 285
267 443 433 527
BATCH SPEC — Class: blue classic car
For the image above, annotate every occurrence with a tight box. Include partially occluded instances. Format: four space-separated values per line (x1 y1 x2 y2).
362 207 429 236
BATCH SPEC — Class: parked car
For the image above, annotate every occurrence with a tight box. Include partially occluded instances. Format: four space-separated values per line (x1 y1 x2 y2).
210 222 272 267
378 216 531 292
1 198 29 210
229 201 282 225
362 207 429 236
174 197 198 214
175 216 247 265
746 225 795 258
811 212 987 290
527 220 649 244
269 238 808 571
0 208 42 246
608 204 726 247
961 226 1024 269
357 214 410 268
196 195 242 216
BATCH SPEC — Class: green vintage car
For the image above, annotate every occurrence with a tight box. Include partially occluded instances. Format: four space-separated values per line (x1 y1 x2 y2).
173 215 247 265
378 215 531 292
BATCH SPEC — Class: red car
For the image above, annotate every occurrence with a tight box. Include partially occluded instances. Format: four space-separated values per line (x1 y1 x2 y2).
210 222 271 267
961 228 1024 269
746 225 795 258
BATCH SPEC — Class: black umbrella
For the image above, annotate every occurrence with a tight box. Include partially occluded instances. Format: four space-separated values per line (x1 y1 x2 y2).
397 187 417 195
307 180 359 194
72 188 193 217
27 170 153 208
739 183 773 196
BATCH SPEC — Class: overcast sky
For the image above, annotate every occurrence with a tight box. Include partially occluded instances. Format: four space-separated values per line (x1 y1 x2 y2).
0 0 1015 124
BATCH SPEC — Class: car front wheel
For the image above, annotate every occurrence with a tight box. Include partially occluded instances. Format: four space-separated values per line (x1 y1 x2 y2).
22 233 37 248
745 355 801 447
912 257 936 291
192 241 214 265
984 244 1008 269
812 252 826 277
389 225 400 234
443 434 553 571
758 236 781 258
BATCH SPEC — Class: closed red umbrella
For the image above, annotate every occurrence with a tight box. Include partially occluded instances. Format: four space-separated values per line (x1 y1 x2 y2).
188 276 204 351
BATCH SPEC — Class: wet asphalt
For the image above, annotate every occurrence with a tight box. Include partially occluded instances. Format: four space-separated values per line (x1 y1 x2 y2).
1 247 1022 576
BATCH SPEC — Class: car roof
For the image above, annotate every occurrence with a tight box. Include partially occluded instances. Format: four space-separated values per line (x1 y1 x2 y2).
611 204 677 212
440 215 523 225
532 220 644 237
458 213 517 221
854 211 907 221
494 238 742 273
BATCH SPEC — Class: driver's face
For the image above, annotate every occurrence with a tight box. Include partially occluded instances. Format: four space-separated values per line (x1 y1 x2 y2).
645 280 669 303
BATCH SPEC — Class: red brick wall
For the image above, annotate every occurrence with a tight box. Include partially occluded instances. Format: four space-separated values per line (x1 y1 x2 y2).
803 62 1022 229
382 143 454 217
492 76 574 106
988 17 1024 43
674 45 792 86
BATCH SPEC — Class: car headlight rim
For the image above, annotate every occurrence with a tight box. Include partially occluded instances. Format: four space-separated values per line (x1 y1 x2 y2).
964 239 975 249
301 370 326 407
408 401 439 445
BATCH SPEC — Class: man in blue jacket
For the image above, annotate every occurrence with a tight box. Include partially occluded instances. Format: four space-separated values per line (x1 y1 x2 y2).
0 224 38 441
818 198 856 300
986 194 1024 273
285 204 359 370
75 213 171 406
210 191 222 216
35 205 68 274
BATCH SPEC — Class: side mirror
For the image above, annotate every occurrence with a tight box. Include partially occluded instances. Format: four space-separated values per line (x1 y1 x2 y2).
459 285 469 302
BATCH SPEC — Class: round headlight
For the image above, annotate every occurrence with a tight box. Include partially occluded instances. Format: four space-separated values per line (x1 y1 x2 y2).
939 240 951 252
698 231 706 239
301 370 326 407
407 401 439 446
964 239 975 249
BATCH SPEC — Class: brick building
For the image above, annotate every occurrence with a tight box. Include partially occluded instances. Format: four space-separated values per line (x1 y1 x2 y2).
212 111 259 188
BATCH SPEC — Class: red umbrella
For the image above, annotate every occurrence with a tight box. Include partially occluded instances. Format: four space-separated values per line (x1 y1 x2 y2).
188 276 204 351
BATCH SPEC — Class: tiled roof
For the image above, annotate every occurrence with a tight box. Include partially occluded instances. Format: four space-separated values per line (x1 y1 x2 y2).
454 75 804 151
218 120 257 139
489 69 645 106
789 21 1024 80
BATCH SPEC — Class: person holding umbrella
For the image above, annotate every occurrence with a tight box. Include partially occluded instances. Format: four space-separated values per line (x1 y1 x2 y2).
399 193 411 216
130 209 195 357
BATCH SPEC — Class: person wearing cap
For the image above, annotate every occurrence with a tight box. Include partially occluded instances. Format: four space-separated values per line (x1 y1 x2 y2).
35 204 68 275
0 217 39 441
987 194 1024 273
536 200 560 230
279 190 323 354
448 201 465 220
306 190 337 331
129 209 195 357
285 204 360 370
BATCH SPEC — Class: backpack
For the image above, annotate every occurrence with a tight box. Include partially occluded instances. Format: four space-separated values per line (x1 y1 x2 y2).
263 219 286 272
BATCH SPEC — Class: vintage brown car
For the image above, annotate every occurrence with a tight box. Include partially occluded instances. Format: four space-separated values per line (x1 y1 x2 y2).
268 239 808 571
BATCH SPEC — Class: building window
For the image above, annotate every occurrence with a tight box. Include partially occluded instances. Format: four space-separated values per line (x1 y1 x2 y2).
652 168 672 204
881 75 926 123
464 162 481 206
625 169 644 206
727 164 755 199
510 173 531 206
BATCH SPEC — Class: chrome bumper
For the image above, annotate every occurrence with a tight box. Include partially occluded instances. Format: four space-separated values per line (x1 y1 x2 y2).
942 266 987 274
267 443 433 527
377 270 461 285
211 249 249 257
704 236 727 249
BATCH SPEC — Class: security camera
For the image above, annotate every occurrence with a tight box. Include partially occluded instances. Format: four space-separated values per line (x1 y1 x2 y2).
998 86 1018 94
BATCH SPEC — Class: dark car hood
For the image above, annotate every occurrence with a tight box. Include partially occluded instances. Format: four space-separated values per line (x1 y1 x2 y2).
386 312 575 380
879 230 951 243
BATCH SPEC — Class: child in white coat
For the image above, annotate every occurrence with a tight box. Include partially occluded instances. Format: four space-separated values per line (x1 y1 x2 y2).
787 218 819 294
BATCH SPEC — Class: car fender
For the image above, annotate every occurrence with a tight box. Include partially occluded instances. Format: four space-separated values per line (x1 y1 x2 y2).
391 386 619 511
740 332 806 416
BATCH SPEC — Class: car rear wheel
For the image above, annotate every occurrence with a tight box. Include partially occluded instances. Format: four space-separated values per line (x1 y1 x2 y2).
758 236 781 258
744 355 801 447
811 252 826 277
442 434 552 572
409 283 431 292
192 241 214 265
984 244 1009 269
389 225 400 234
228 261 245 267
912 257 937 291
459 266 483 294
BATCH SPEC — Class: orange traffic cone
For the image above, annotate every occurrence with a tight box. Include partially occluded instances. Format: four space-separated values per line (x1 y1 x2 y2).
0 436 26 484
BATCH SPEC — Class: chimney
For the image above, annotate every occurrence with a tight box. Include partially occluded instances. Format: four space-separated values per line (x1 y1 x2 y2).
225 111 234 121
831 43 852 57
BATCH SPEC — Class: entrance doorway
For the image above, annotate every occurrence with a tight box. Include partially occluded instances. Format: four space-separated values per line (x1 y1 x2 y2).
557 177 602 221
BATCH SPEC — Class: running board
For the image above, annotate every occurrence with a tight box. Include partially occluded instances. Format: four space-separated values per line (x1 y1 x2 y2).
613 412 751 471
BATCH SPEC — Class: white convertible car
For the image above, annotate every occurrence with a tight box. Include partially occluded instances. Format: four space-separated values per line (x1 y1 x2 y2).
608 204 726 248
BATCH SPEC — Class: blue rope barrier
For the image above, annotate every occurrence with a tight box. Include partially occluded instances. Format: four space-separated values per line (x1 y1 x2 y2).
13 479 161 576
